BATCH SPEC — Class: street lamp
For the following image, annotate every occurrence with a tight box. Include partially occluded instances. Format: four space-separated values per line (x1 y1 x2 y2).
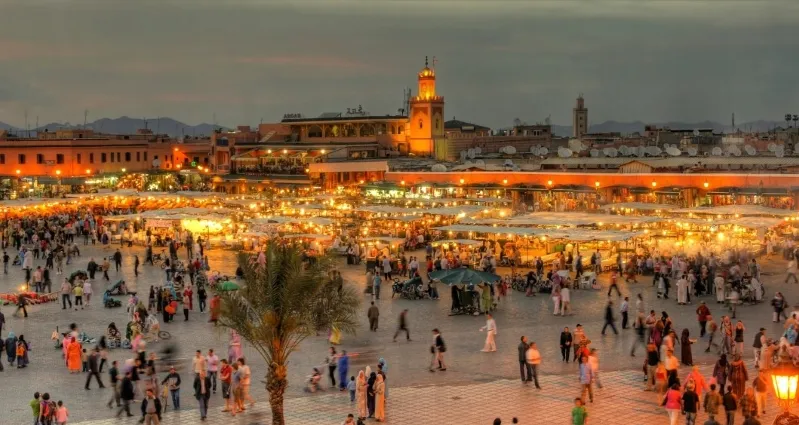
770 359 799 424
704 181 709 189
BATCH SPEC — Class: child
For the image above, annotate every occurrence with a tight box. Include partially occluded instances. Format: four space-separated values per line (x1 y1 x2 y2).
81 349 88 372
56 400 68 425
654 362 667 396
347 376 356 402
571 397 588 425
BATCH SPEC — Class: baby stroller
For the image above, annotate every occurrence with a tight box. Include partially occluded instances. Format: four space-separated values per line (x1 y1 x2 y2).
103 291 122 308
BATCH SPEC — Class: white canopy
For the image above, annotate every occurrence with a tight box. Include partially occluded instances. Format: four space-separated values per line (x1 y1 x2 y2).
432 239 483 247
675 205 798 217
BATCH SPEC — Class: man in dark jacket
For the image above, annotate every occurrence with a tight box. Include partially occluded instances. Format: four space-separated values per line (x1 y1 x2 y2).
194 371 212 420
601 300 618 335
87 258 97 280
140 388 162 424
117 371 135 417
85 348 105 389
518 336 532 383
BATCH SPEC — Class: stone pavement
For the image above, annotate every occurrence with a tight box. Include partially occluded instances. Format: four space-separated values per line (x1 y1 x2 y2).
0 242 794 424
69 365 781 425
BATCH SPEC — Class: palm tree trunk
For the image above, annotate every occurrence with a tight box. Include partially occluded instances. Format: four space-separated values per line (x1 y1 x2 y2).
267 362 288 425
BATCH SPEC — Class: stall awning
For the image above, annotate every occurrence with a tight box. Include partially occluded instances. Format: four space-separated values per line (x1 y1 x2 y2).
309 160 388 174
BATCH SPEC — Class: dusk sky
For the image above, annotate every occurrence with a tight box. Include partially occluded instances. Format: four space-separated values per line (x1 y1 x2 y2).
1 0 797 129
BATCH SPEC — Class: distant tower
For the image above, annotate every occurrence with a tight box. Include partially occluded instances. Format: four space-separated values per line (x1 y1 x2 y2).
408 56 445 157
573 95 588 139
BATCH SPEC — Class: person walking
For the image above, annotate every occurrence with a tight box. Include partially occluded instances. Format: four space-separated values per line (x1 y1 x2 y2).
140 388 162 425
723 385 738 425
193 371 211 421
134 255 140 277
106 361 121 409
480 313 497 352
683 381 700 425
206 349 219 394
117 371 135 417
681 328 695 366
430 328 447 372
697 301 711 337
72 284 83 310
753 371 768 416
367 302 379 332
374 374 386 422
601 300 618 335
525 341 542 389
578 355 594 403
752 328 765 370
620 296 630 329
786 257 798 284
84 348 105 389
631 313 647 357
161 366 181 410
219 359 232 413
356 370 368 421
571 398 588 425
560 327 573 362
704 384 723 424
662 383 682 425
645 343 659 391
392 309 410 342
55 400 69 425
60 278 72 310
706 315 719 353
518 336 531 383
113 249 122 273
182 293 190 321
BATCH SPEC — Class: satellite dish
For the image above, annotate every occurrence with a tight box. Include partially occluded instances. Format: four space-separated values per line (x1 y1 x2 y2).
431 164 447 172
619 145 629 155
568 139 585 152
474 147 482 154
503 159 515 166
744 145 756 156
686 147 697 157
538 147 549 156
474 159 485 166
768 143 777 152
663 143 671 149
607 147 618 158
666 147 682 156
728 145 741 157
590 149 599 157
459 150 467 161
635 146 645 157
693 129 700 136
711 147 722 156
602 147 612 156
777 150 785 158
467 148 476 159
503 145 517 155
646 146 662 156
152 158 161 167
557 147 573 158
794 144 799 155
530 146 539 155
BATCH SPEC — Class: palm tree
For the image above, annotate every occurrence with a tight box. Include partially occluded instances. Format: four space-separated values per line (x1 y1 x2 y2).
786 114 793 128
216 243 360 425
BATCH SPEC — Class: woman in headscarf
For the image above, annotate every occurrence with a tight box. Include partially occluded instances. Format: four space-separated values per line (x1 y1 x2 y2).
374 374 386 422
377 358 388 399
67 337 82 373
5 331 17 366
680 328 694 366
367 372 377 418
356 370 368 421
713 354 729 391
16 334 29 368
728 354 748 398
683 365 708 397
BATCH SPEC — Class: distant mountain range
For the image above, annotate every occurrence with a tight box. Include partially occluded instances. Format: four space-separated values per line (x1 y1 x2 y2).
0 116 790 139
550 120 787 137
0 116 225 138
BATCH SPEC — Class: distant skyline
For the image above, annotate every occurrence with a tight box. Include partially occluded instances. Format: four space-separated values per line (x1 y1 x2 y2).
1 1 798 130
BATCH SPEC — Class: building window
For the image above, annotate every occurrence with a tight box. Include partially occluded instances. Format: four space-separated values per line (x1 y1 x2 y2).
117 152 121 162
418 119 423 129
37 154 44 164
144 152 148 162
0 154 4 164
193 156 200 163
110 152 114 162
76 154 81 164
137 152 141 162
89 153 94 164
102 153 107 163
125 152 131 162
56 154 64 164
18 154 26 164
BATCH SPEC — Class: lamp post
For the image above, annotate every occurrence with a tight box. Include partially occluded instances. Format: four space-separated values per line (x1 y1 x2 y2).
771 359 799 424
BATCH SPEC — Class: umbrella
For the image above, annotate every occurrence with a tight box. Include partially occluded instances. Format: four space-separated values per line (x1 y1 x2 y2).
218 281 240 291
428 268 500 285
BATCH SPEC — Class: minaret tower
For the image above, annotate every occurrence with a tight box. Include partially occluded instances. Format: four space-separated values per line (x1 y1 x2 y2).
408 56 445 157
573 95 588 139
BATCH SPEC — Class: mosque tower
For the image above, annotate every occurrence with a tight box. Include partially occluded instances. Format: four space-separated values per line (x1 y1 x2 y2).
408 56 445 157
